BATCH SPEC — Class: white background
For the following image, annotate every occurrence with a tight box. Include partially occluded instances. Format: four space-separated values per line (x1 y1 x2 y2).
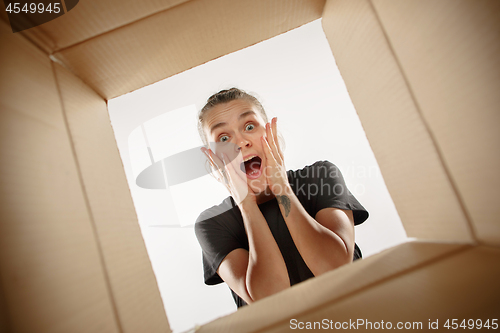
108 19 407 333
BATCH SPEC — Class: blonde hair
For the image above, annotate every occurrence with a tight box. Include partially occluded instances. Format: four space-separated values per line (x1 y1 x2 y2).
197 88 269 146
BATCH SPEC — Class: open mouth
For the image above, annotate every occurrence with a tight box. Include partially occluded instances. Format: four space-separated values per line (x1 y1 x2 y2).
241 156 262 179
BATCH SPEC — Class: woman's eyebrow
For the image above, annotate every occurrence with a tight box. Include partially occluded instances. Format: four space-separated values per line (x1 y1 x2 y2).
210 121 226 135
239 110 256 119
210 110 257 134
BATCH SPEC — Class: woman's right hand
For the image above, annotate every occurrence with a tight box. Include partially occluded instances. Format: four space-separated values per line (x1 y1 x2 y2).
201 147 257 207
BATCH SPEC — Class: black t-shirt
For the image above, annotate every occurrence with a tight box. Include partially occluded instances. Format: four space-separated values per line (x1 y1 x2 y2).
194 161 369 308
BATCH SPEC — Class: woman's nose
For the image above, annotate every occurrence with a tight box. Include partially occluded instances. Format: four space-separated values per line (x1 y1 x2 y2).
236 135 251 150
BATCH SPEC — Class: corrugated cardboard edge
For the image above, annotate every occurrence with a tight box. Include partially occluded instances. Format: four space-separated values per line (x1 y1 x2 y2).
18 0 192 53
371 0 500 246
0 19 121 333
196 241 474 332
260 244 500 333
52 0 326 99
53 62 171 333
322 0 475 243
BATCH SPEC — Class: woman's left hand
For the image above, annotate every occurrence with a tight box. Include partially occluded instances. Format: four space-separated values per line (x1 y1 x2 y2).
261 117 289 196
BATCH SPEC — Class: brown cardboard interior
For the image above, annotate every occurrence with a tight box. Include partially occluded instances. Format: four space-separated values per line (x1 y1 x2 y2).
369 0 500 246
0 19 123 332
197 242 500 332
53 62 170 333
8 0 326 100
323 0 476 244
1 0 499 332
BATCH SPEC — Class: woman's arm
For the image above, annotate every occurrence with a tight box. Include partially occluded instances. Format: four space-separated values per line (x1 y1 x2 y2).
262 118 355 276
202 147 289 304
276 188 355 276
217 199 289 304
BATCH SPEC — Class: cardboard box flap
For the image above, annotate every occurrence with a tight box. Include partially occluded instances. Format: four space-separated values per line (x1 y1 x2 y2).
197 242 470 332
262 245 500 333
371 0 500 246
8 0 191 54
322 0 476 243
0 20 120 332
51 0 325 99
53 62 171 333
2 0 499 332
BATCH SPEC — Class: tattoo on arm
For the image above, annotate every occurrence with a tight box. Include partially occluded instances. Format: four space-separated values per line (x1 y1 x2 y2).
276 195 291 217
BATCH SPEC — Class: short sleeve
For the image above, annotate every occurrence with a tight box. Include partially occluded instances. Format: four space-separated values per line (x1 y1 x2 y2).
295 161 369 225
194 202 247 285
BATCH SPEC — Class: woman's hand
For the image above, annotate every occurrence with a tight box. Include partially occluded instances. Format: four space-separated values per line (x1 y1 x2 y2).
201 146 257 206
261 117 289 196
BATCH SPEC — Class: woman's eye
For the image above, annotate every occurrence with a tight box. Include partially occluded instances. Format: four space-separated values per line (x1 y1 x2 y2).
219 135 229 142
245 124 255 131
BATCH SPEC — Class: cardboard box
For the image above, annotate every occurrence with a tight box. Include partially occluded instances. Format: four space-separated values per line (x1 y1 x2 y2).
1 0 498 332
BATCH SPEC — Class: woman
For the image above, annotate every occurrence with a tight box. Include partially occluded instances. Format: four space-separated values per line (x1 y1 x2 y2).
195 88 368 308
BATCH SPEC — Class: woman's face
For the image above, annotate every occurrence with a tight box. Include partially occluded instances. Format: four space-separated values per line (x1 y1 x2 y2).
203 99 269 194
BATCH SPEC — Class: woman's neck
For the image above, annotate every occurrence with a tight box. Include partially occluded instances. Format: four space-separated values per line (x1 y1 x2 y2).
255 189 275 205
